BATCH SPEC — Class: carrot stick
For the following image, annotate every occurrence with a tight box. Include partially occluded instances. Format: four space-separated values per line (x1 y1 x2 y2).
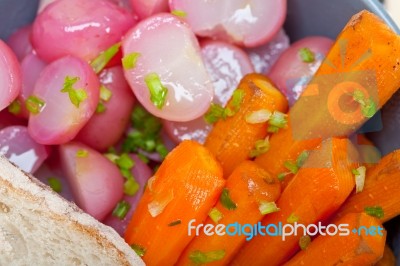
176 161 281 266
335 150 400 223
255 10 400 187
231 138 359 266
204 73 288 177
124 140 225 265
375 245 396 266
284 213 386 266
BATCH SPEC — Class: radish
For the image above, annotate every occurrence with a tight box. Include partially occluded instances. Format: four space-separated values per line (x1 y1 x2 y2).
122 13 213 122
28 56 100 145
130 0 169 20
6 24 33 61
32 0 136 62
169 0 286 47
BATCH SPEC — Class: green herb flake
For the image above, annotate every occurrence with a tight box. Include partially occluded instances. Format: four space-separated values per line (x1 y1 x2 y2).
104 153 120 163
168 219 182 227
209 208 223 224
122 52 140 70
249 137 270 158
364 206 384 219
352 169 360 175
204 103 225 124
353 90 377 118
171 9 187 18
8 100 21 115
47 177 62 193
269 111 288 130
298 48 315 63
287 213 299 223
90 42 121 74
220 188 237 211
115 153 135 170
299 235 312 250
60 76 87 108
284 160 299 175
124 177 140 196
112 200 131 220
131 244 146 257
96 102 106 113
26 95 45 114
100 85 112 102
277 172 288 181
76 149 89 158
296 151 309 168
189 250 226 264
259 201 280 215
144 73 168 109
230 89 245 112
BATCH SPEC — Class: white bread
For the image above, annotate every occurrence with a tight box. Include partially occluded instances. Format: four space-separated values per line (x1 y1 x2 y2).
0 156 144 266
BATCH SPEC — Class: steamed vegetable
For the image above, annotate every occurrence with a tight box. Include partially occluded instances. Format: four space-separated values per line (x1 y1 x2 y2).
130 0 169 19
6 24 32 61
284 213 386 266
204 73 288 177
177 161 281 265
124 141 225 265
232 138 359 265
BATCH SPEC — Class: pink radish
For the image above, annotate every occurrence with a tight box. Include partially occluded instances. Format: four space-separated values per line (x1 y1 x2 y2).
163 40 253 144
246 29 290 74
6 25 33 62
0 40 22 112
59 142 124 221
130 0 169 20
104 154 152 235
0 126 49 173
0 110 26 130
31 0 136 62
28 56 100 145
169 0 286 47
122 13 213 122
268 36 333 106
76 66 135 151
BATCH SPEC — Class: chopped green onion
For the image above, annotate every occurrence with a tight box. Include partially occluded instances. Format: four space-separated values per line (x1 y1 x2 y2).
258 201 280 215
76 149 89 158
268 111 288 133
287 213 299 223
209 208 223 223
189 250 225 264
60 76 87 108
96 102 106 113
168 219 182 227
220 188 237 210
249 137 270 158
156 142 169 159
246 109 272 124
112 200 131 219
354 166 366 193
298 48 315 63
296 151 309 168
90 42 121 74
204 103 225 124
131 244 146 257
284 160 299 175
47 177 62 193
277 172 288 181
26 95 45 114
104 153 120 163
364 206 384 219
115 153 135 170
171 9 187 18
230 89 245 112
122 52 140 70
124 177 140 196
100 85 112 102
144 73 168 109
8 99 21 115
353 90 377 118
137 153 150 164
299 235 311 250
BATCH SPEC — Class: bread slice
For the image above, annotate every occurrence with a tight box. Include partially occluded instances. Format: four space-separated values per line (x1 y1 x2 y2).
0 156 144 266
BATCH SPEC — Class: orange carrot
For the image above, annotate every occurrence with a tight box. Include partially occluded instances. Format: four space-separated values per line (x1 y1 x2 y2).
375 245 396 266
255 10 400 187
284 213 386 266
335 150 400 223
124 140 225 265
204 73 288 177
231 138 359 266
176 161 281 266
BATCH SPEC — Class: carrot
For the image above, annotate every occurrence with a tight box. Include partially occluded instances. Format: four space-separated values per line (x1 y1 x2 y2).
284 213 386 266
375 245 396 266
231 138 359 266
204 73 288 177
255 10 400 187
124 140 225 265
335 150 400 223
176 161 281 266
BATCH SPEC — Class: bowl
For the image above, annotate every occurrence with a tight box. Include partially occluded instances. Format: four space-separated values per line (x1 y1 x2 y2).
0 0 399 263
